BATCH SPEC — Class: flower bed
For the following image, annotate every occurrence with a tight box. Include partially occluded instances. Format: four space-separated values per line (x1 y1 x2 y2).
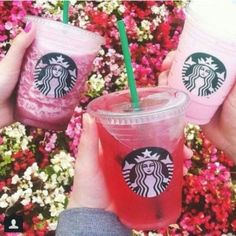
0 1 235 235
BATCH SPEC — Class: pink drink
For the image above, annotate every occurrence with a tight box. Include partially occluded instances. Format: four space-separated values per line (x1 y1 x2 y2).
168 0 236 125
15 16 104 130
87 87 188 230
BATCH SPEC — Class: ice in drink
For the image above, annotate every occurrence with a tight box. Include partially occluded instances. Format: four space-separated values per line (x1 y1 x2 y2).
15 16 104 130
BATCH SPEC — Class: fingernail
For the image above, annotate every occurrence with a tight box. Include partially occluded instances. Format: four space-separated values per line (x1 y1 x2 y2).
82 113 89 129
82 113 95 130
24 22 32 33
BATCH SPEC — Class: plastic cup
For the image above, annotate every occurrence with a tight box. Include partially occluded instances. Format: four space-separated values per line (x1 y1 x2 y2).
87 87 188 230
168 0 236 124
15 16 104 130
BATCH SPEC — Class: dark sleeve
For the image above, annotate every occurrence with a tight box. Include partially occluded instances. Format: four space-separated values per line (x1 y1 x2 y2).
56 208 132 236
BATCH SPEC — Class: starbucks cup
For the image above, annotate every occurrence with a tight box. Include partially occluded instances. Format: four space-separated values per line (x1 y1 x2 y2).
15 16 104 130
168 0 236 124
87 87 188 230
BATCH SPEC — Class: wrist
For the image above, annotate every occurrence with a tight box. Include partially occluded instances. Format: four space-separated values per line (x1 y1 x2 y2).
224 145 236 163
0 101 15 128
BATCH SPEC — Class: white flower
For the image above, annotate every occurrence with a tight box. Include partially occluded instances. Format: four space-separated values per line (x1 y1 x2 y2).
68 168 74 177
51 174 58 182
42 190 48 197
4 150 12 156
133 231 145 236
44 196 52 204
137 21 154 42
39 171 48 182
158 5 168 18
141 20 151 31
21 138 29 150
50 202 64 217
148 232 164 236
69 0 77 5
21 198 31 206
45 182 57 190
24 167 32 180
98 0 120 14
24 188 32 196
115 72 128 88
32 195 43 205
88 74 105 92
99 49 105 56
151 5 160 14
32 163 39 172
12 189 23 202
0 193 8 208
153 17 162 27
0 201 8 208
38 213 44 220
47 219 58 231
51 151 75 172
187 133 195 140
54 193 66 203
53 164 62 173
118 4 125 13
151 5 168 18
12 175 20 184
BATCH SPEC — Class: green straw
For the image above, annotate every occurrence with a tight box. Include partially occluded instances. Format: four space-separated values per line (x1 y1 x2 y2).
117 20 140 109
63 0 69 24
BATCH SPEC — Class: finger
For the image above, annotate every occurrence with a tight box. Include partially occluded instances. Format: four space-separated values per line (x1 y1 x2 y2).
1 22 36 73
183 145 193 160
158 70 169 86
76 113 99 164
161 50 176 71
225 81 236 112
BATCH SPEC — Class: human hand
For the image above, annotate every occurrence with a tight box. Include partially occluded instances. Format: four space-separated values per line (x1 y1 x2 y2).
67 113 112 211
0 22 35 128
159 51 236 163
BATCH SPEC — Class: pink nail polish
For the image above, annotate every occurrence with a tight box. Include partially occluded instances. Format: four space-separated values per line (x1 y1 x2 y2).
24 22 32 33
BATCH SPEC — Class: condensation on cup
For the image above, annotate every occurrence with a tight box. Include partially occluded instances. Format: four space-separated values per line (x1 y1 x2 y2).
87 87 189 230
15 16 104 130
168 0 236 125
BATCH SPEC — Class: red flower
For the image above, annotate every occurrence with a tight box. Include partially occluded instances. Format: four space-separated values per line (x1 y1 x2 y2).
12 150 36 175
231 219 236 231
89 10 109 28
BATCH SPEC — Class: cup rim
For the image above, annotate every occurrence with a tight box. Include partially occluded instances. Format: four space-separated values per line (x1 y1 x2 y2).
26 15 105 46
87 86 189 125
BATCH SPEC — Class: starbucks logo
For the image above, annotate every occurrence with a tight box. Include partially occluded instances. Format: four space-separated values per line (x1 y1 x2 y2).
182 52 226 97
122 147 173 198
34 53 77 98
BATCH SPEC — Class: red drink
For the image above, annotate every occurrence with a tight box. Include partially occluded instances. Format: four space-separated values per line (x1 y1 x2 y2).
87 87 188 230
98 123 184 229
15 16 104 130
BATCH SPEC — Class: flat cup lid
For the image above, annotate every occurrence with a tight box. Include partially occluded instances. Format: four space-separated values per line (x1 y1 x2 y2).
26 15 105 54
87 87 189 125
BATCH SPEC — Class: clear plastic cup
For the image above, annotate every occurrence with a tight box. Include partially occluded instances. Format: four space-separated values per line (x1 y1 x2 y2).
87 87 188 230
168 0 236 124
15 16 104 130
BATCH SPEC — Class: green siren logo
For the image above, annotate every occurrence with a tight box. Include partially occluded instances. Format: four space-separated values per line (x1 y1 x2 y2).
34 53 77 98
182 52 226 97
122 147 173 198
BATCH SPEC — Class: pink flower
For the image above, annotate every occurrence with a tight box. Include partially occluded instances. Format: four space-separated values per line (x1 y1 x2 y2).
45 133 57 152
4 21 13 30
0 34 7 42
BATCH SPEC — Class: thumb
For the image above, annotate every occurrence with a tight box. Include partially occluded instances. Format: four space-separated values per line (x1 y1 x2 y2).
76 113 100 169
224 81 236 112
1 22 36 73
183 145 193 160
161 50 176 71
